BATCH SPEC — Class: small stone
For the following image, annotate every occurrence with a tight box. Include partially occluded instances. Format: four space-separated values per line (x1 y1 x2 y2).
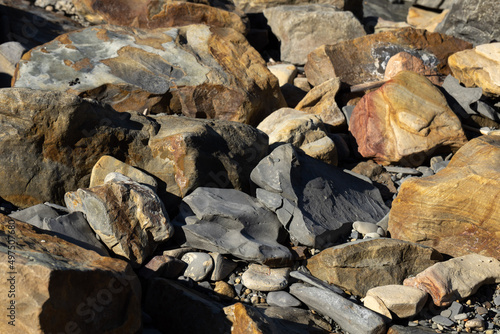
465 318 484 329
268 63 297 86
250 295 260 304
363 295 392 320
209 253 238 281
266 291 302 308
353 221 379 235
432 315 455 327
366 285 428 319
476 306 488 315
241 264 290 292
214 281 236 299
448 301 464 318
181 252 214 282
454 313 468 321
441 309 452 318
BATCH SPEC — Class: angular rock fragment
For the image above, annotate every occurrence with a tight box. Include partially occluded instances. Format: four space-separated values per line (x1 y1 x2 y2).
306 238 442 297
366 285 428 318
0 215 141 334
404 254 500 307
242 264 290 291
173 187 293 267
349 71 467 166
65 174 173 267
389 135 500 258
251 144 389 248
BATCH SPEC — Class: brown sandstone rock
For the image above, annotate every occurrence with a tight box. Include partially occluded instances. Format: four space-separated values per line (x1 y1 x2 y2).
349 71 467 166
384 52 440 85
13 24 285 126
365 285 428 319
306 238 442 297
304 27 472 87
406 6 449 33
388 135 500 258
0 215 141 334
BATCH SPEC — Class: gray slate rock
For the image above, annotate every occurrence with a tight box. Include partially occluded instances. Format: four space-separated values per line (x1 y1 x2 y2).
209 253 238 281
266 291 302 307
9 203 60 227
173 187 293 267
251 144 389 248
181 252 214 282
290 283 386 334
442 75 483 118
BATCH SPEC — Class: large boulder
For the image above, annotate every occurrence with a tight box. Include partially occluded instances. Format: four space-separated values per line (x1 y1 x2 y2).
349 71 467 166
388 135 500 258
306 238 443 297
304 27 472 87
263 4 365 65
0 88 268 210
13 24 285 125
0 215 141 334
251 144 389 248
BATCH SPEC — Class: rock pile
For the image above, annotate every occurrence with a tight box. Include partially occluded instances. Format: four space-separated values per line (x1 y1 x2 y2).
0 0 499 333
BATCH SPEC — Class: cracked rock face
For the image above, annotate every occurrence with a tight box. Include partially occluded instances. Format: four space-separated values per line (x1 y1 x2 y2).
13 24 285 125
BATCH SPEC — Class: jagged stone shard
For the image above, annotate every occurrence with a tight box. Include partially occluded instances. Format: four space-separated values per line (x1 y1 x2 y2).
251 144 389 248
173 187 293 267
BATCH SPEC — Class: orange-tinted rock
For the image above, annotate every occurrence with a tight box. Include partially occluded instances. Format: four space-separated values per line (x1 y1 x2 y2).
388 135 500 258
0 215 141 334
73 1 247 34
304 27 472 87
349 71 467 166
406 6 449 33
384 51 440 85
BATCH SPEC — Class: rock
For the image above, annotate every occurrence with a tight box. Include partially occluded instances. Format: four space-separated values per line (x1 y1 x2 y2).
441 75 483 117
261 306 333 333
13 24 285 126
403 254 500 307
224 302 294 334
374 19 411 34
290 283 386 334
268 63 297 86
257 108 337 165
366 285 428 318
363 295 392 320
306 238 443 297
90 155 158 191
181 252 214 282
65 174 173 267
242 264 290 292
384 51 440 85
448 43 500 97
0 215 141 334
435 0 500 46
295 78 345 129
413 0 455 9
388 136 500 258
263 4 365 65
304 27 472 87
144 278 231 333
0 41 25 86
139 255 186 279
349 71 467 166
431 315 454 327
214 281 236 299
266 291 301 307
9 203 60 227
465 318 485 329
173 187 293 267
387 325 438 334
251 144 389 248
293 77 311 92
209 252 238 281
73 1 247 34
406 7 449 33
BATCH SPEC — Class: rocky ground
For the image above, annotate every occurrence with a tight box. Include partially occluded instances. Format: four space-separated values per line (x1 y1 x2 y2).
0 0 499 333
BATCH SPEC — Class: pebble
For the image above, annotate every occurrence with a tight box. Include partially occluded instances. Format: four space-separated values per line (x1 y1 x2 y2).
266 291 302 308
181 252 214 282
214 281 235 299
241 264 290 292
432 315 455 327
384 166 421 175
352 221 379 235
494 295 500 306
465 318 485 328
209 252 238 281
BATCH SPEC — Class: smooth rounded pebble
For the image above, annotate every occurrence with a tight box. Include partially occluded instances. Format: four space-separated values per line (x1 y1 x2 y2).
181 252 214 282
241 264 291 292
266 291 301 307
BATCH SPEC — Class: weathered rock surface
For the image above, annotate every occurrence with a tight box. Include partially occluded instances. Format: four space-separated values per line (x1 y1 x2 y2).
404 254 500 307
295 78 345 129
388 135 500 258
384 51 440 85
242 264 290 291
406 6 449 33
263 4 365 64
13 24 285 125
349 71 467 166
73 1 247 34
251 144 389 248
448 43 500 97
290 283 386 334
306 238 443 297
365 285 428 319
257 108 337 165
181 251 214 281
65 174 173 267
0 215 141 334
435 0 500 46
173 187 293 267
304 27 472 87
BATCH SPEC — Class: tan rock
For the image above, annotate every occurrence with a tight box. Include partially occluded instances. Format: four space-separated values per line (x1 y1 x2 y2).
304 27 472 87
363 295 392 320
448 43 500 97
65 174 173 267
384 52 440 85
214 281 236 299
388 135 500 258
407 6 449 32
366 285 428 318
90 155 157 190
306 238 442 297
374 19 411 34
403 254 500 307
268 63 297 86
224 302 286 334
349 71 467 166
295 78 345 129
0 215 141 334
293 77 311 92
242 264 290 292
300 136 338 166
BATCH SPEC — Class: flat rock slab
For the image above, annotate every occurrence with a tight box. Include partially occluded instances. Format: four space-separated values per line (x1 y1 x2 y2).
0 215 141 334
404 254 500 307
242 264 290 291
251 144 389 248
306 238 442 297
304 27 472 87
173 187 293 267
13 24 285 126
349 71 467 166
366 285 428 319
388 135 500 258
